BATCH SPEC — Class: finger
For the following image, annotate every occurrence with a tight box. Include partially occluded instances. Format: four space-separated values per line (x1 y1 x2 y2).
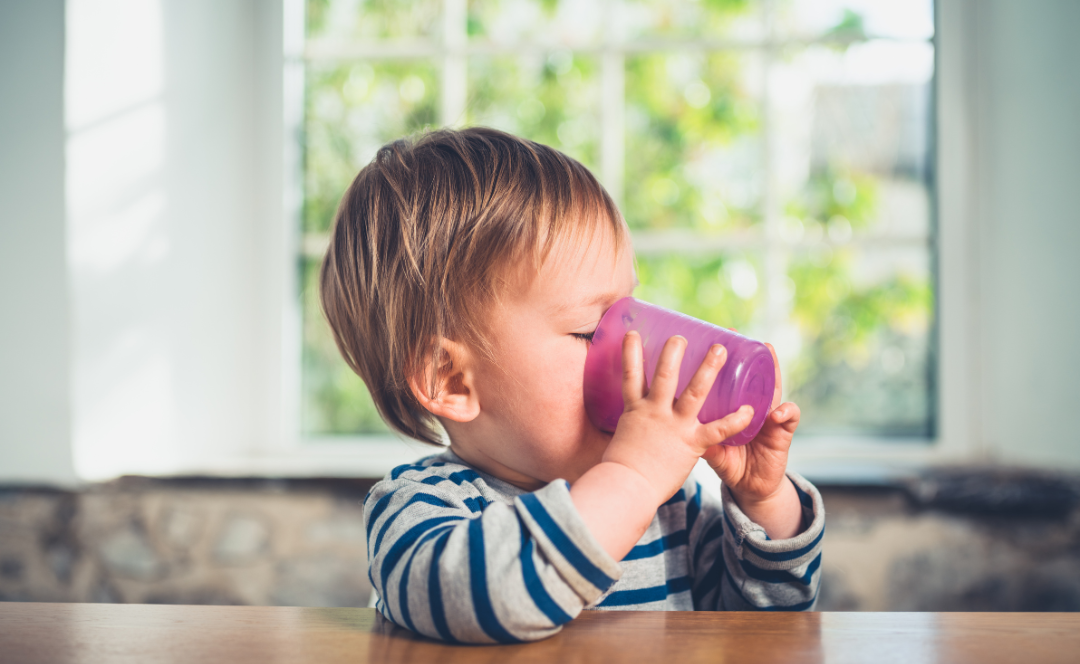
751 402 802 451
700 441 733 476
770 401 801 433
701 404 754 446
621 331 646 404
648 335 687 405
673 344 727 418
764 342 782 412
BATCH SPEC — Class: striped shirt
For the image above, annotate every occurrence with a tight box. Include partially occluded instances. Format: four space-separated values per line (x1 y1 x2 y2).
365 450 825 643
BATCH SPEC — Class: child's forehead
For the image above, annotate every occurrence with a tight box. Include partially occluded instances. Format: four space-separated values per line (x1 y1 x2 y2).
504 225 634 310
529 219 613 269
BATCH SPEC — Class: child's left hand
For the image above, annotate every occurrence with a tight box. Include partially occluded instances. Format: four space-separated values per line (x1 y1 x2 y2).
701 343 803 537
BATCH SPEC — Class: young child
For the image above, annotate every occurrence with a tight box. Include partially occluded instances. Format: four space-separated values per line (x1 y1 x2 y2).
321 127 824 644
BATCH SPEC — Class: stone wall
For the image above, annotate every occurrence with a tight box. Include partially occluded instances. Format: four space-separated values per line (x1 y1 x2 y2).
0 478 374 607
2 471 1078 610
818 478 1080 611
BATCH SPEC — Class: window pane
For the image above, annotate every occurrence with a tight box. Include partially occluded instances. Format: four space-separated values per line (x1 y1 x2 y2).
619 0 763 41
624 52 764 231
307 0 442 41
301 59 439 436
769 36 934 436
297 0 937 441
776 0 934 41
634 252 765 337
467 54 601 172
304 61 439 234
300 257 390 435
468 0 605 45
786 245 933 436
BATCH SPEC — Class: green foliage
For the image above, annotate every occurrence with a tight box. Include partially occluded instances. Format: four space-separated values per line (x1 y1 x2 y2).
789 253 931 355
624 52 761 231
306 0 329 36
781 163 933 434
787 258 934 435
466 0 754 45
303 62 439 234
785 247 933 435
307 0 441 40
622 0 753 39
300 258 389 435
635 254 761 331
299 0 936 438
785 167 879 230
467 54 601 172
824 8 868 42
300 59 438 435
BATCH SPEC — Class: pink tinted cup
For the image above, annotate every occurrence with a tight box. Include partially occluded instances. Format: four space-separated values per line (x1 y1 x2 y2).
583 297 776 446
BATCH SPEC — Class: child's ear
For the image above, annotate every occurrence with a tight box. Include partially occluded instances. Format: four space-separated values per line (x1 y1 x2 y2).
407 339 480 423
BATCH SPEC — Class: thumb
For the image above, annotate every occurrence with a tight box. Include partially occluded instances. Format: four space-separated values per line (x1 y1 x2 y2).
701 443 735 477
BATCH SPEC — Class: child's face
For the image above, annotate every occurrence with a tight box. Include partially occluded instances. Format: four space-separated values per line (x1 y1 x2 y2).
448 223 637 490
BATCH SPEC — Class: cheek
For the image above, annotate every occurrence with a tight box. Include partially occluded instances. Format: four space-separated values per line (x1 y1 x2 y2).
485 338 591 433
537 344 589 412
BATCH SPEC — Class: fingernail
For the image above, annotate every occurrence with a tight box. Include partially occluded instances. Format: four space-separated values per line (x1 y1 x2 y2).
711 344 725 356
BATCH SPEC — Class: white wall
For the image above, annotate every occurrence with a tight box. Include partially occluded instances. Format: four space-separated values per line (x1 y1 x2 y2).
974 0 1080 468
0 0 78 484
64 0 290 480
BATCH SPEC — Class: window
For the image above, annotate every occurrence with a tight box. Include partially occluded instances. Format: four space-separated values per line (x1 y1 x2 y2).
297 0 936 443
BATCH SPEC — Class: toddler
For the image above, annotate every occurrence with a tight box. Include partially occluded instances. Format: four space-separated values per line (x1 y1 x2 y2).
321 127 824 643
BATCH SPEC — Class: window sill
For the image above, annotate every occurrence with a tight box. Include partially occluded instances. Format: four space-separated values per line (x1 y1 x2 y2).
127 433 974 485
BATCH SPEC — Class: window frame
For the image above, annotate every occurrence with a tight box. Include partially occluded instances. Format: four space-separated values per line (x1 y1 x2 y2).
247 0 980 481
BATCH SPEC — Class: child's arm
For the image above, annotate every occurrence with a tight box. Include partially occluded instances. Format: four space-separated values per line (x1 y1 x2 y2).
365 465 624 644
570 333 824 613
689 342 824 610
685 472 824 611
570 332 755 561
367 329 749 646
703 343 804 539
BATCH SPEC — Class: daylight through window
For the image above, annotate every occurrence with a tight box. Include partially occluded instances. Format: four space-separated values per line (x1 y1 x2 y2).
298 0 936 440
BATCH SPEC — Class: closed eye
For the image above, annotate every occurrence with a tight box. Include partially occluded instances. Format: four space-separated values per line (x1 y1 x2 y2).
571 331 595 343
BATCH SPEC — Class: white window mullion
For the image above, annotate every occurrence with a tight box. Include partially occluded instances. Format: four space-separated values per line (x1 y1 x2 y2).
441 0 467 127
280 0 307 451
760 0 787 348
600 0 625 207
600 51 625 207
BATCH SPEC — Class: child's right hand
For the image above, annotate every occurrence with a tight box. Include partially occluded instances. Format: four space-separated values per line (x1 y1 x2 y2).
601 331 755 507
570 331 754 561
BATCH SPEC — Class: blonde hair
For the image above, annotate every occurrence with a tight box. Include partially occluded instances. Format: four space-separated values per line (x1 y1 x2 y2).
320 127 624 445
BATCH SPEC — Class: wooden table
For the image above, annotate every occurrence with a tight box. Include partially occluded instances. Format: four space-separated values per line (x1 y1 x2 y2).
2 603 1077 664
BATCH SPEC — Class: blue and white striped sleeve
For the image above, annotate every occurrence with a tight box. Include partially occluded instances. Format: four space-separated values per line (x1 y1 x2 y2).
364 470 622 643
687 471 825 611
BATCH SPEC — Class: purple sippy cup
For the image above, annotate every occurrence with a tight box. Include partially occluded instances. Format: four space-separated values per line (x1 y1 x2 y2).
583 297 776 446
